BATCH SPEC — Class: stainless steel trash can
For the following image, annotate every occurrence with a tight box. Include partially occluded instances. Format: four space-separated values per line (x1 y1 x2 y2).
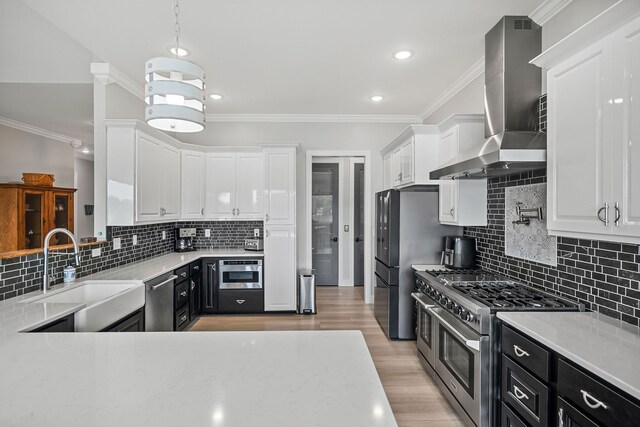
298 269 316 314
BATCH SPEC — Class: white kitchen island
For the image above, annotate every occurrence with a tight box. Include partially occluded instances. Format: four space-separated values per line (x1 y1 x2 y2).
0 323 396 426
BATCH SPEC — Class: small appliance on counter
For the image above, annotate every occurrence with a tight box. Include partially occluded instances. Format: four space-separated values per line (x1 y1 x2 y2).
175 227 197 252
442 236 477 269
244 237 264 251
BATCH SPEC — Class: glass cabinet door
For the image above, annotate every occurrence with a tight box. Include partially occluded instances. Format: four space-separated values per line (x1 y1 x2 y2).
50 192 73 245
23 191 45 249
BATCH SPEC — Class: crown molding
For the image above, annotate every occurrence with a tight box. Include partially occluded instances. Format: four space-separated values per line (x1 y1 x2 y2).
90 62 144 100
529 0 574 26
418 57 485 121
0 116 82 147
205 114 421 124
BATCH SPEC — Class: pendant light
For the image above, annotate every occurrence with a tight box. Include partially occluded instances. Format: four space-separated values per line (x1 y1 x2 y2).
145 0 206 133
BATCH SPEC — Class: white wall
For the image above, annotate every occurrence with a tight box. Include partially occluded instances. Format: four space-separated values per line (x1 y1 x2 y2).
177 122 407 268
105 84 145 121
0 0 93 84
422 74 485 124
74 158 94 238
0 124 74 187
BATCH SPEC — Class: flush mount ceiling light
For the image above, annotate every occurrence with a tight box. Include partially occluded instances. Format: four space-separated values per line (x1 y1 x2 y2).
370 95 385 102
209 94 224 100
81 147 91 154
393 50 413 60
169 47 189 57
145 0 206 133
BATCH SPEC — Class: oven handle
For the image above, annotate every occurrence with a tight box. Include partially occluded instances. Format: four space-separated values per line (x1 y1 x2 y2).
428 307 481 352
411 292 436 309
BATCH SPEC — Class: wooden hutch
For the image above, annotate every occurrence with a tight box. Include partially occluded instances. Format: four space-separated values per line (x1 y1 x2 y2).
0 184 76 252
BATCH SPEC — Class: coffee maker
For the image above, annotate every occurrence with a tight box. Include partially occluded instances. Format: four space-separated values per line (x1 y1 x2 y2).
442 236 477 269
175 228 197 252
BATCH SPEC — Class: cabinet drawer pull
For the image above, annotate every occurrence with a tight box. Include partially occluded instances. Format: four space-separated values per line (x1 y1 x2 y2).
513 386 529 401
201 208 205 216
265 213 270 222
236 299 245 304
597 203 609 226
449 208 455 217
180 315 187 323
180 291 187 297
614 202 621 227
580 390 607 410
513 345 530 358
181 272 187 277
190 281 195 290
194 265 199 270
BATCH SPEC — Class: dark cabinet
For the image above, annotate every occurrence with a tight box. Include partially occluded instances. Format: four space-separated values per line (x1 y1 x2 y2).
202 259 219 314
216 289 264 313
189 274 201 320
31 314 75 332
101 309 145 332
499 322 640 427
174 280 189 310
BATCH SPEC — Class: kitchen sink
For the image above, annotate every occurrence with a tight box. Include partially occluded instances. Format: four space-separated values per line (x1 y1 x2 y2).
21 281 145 332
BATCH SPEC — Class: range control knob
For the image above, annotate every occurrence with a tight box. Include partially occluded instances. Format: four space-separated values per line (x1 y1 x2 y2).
441 296 449 306
451 302 459 313
459 309 470 321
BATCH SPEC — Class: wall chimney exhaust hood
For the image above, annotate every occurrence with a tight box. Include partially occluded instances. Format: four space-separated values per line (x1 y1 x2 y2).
430 16 546 180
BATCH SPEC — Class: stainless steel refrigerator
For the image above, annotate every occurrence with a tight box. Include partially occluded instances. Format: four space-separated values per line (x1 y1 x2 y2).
374 189 461 339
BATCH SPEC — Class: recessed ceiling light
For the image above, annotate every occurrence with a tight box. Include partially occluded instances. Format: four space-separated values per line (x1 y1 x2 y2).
370 95 384 102
209 94 224 100
169 47 189 57
81 148 91 154
393 50 414 60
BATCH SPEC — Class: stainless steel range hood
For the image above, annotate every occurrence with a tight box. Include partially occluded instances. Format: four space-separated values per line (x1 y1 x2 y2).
430 16 546 180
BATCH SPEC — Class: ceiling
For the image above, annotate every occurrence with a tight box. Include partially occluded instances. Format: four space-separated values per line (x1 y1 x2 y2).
20 0 542 118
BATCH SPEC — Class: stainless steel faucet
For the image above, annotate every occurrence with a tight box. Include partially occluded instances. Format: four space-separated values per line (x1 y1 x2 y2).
42 228 81 293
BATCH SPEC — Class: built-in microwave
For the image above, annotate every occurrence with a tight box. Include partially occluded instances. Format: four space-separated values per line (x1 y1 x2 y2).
218 259 263 289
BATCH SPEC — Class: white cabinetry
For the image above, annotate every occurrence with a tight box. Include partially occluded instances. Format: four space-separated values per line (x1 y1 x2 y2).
534 10 640 243
381 125 441 189
263 145 298 311
263 148 296 225
263 226 296 311
105 120 182 225
437 116 487 226
181 151 205 219
204 152 263 220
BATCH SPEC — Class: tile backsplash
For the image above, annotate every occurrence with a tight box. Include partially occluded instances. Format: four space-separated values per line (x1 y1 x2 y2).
0 220 262 301
465 171 640 326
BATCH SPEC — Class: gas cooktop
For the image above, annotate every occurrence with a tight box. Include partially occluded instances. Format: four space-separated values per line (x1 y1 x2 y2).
450 280 580 311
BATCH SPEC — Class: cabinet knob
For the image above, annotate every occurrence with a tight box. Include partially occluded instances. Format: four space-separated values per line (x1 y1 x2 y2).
180 291 187 297
181 272 187 277
194 265 199 270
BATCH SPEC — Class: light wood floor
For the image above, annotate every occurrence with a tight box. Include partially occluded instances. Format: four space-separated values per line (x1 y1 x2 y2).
190 286 463 427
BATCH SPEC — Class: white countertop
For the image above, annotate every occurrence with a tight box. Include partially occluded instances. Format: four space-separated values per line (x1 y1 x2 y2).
81 249 263 282
0 250 396 426
498 311 640 400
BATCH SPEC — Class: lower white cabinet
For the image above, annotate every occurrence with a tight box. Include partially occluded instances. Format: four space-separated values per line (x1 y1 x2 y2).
263 226 296 311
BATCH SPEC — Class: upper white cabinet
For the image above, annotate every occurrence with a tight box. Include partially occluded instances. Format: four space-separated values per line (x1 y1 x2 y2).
204 152 263 220
181 151 206 219
264 147 296 225
534 9 640 243
105 120 183 225
381 125 441 189
437 115 487 226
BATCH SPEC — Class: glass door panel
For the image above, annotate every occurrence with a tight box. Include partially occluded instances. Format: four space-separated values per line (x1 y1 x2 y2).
51 193 71 245
439 325 475 397
23 192 44 249
312 163 339 285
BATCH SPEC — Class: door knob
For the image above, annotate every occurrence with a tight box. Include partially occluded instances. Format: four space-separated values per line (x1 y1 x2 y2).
331 237 338 242
355 237 361 242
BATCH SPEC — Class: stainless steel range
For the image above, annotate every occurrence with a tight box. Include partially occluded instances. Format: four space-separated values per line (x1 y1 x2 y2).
412 268 582 427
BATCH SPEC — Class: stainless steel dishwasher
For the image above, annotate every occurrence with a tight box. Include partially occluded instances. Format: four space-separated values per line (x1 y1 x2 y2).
145 272 177 331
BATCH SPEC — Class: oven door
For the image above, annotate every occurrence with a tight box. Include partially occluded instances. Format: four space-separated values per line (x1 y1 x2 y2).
219 264 262 289
431 306 490 427
411 293 437 369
